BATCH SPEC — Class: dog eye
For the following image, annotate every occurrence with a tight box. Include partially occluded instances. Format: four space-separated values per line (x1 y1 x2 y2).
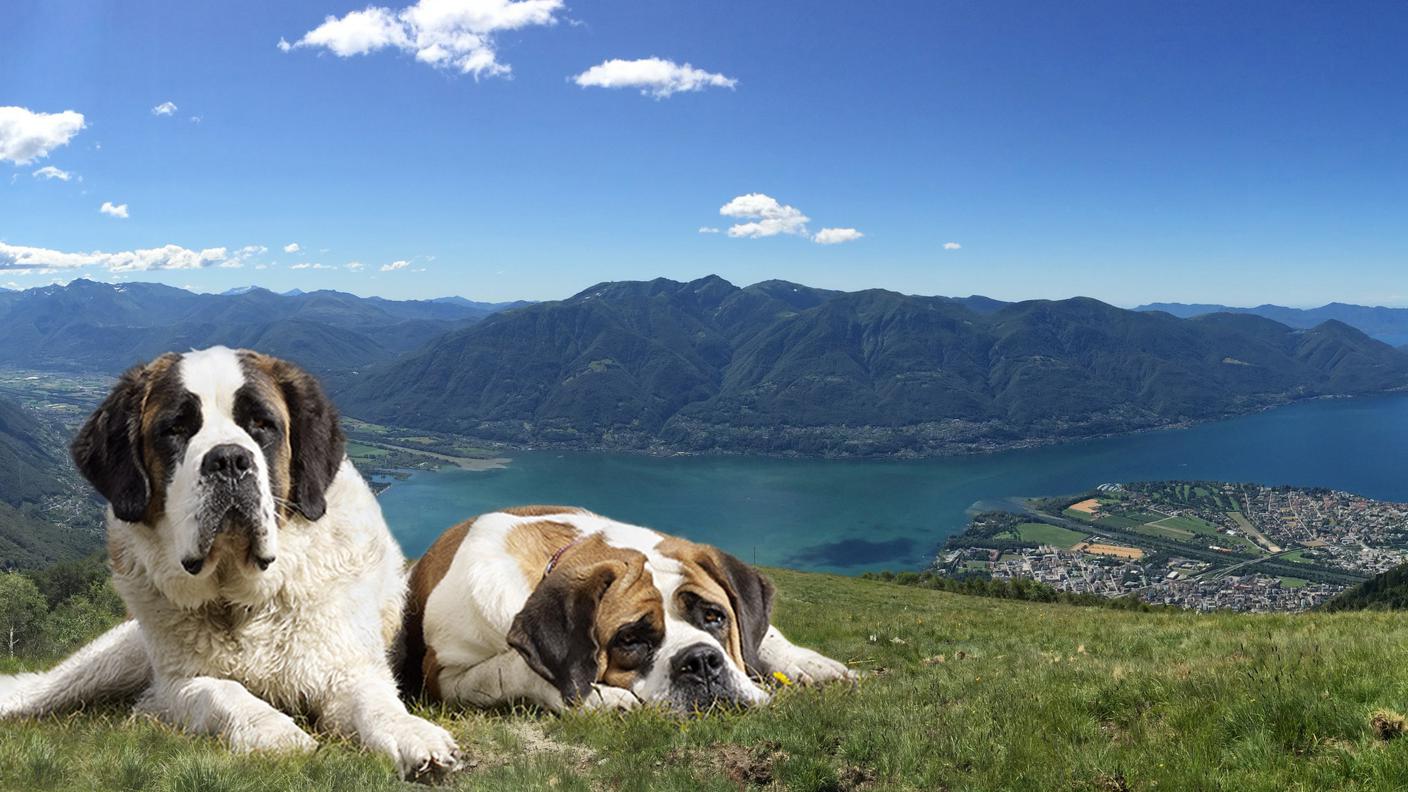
162 423 189 438
702 607 727 627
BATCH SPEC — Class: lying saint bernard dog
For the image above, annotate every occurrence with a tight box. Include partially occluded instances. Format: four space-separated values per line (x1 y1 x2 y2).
397 507 855 712
0 347 459 782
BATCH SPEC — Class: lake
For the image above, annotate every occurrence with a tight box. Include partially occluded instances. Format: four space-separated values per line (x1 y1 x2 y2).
379 394 1408 574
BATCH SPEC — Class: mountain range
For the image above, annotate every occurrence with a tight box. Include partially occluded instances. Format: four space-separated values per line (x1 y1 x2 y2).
1137 302 1408 347
337 276 1408 456
0 280 523 386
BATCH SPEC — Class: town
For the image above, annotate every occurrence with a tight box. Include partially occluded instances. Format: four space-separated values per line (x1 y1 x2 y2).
937 481 1408 612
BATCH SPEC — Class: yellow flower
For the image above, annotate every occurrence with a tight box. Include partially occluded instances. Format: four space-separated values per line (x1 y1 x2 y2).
772 671 794 687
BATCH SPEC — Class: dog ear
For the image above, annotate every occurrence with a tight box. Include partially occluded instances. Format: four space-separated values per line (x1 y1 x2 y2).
270 360 345 521
70 365 150 523
698 551 775 677
507 561 620 705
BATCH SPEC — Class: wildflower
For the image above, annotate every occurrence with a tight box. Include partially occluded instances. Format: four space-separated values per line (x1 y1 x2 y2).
772 671 794 687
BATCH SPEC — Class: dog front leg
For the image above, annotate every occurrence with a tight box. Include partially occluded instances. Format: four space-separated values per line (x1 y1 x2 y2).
318 663 460 782
438 650 639 712
0 620 151 718
138 676 316 754
756 625 856 685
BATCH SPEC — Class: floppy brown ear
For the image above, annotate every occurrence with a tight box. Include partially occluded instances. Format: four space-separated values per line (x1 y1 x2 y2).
270 359 344 521
699 551 775 677
507 562 619 705
70 364 151 523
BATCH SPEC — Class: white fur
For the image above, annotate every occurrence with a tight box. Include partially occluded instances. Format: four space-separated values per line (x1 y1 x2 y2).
423 511 850 711
0 349 458 781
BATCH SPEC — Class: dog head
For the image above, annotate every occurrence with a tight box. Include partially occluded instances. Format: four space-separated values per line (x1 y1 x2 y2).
506 530 774 712
71 347 344 589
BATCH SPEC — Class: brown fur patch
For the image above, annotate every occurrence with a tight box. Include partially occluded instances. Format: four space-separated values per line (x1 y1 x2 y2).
501 505 585 517
550 534 664 690
237 352 298 519
656 537 748 670
505 519 581 584
402 519 474 698
134 353 180 522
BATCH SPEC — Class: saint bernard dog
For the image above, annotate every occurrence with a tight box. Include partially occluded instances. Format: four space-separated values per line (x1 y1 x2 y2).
397 507 855 712
0 347 459 782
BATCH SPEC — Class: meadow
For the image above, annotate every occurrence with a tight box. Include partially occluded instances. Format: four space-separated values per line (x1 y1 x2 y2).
6 570 1408 791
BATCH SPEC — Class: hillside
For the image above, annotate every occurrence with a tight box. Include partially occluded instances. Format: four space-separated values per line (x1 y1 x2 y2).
1138 301 1408 347
9 569 1408 790
338 276 1408 456
1321 563 1408 611
0 280 521 381
0 396 100 568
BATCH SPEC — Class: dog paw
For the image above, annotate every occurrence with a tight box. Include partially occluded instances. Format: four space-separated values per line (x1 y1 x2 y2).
577 684 640 712
378 714 461 784
772 649 855 686
228 710 318 754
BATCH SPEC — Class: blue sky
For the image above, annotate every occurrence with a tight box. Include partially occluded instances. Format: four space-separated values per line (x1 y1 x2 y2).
2 0 1407 305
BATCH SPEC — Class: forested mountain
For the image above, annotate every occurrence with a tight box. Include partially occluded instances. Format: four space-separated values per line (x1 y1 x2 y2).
1138 302 1408 347
338 276 1408 455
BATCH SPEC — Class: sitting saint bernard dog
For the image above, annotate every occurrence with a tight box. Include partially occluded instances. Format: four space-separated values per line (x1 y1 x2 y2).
0 347 459 782
398 507 855 712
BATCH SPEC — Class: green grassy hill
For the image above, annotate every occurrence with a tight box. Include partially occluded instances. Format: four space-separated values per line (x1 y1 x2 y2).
8 569 1408 791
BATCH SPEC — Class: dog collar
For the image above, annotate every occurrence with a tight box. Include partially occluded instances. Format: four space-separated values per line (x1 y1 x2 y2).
543 537 582 579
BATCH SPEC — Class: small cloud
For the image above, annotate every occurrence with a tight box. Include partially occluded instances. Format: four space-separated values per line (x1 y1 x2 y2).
151 101 178 116
698 226 721 234
345 261 365 271
380 259 410 272
943 241 961 250
99 201 129 219
283 242 301 253
216 245 267 269
0 106 86 165
281 0 563 79
32 166 73 181
573 57 737 99
290 262 333 270
189 116 202 124
814 227 864 245
719 193 810 238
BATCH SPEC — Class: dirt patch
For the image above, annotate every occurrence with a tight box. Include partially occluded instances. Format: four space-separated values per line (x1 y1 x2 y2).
1069 498 1102 515
669 741 789 788
1371 709 1407 741
1090 773 1132 792
1072 542 1145 560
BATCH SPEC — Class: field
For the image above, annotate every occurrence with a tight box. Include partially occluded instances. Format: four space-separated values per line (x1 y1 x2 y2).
8 570 1408 790
1000 522 1088 549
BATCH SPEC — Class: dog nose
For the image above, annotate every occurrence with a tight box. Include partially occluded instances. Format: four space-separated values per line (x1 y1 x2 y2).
181 557 204 575
672 643 726 686
201 444 255 481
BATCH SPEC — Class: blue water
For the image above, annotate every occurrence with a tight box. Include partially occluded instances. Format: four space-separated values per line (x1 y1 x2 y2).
378 394 1408 574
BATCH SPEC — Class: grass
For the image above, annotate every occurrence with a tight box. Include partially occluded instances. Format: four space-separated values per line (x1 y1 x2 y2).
1000 523 1088 549
10 570 1408 790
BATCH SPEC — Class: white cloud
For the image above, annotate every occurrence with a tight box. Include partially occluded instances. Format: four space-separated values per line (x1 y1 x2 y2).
32 166 72 181
216 245 268 269
151 101 178 116
0 106 85 165
345 261 365 271
284 0 563 79
283 242 301 253
814 227 864 245
290 262 334 270
719 193 810 239
573 57 736 99
0 242 237 272
943 241 961 250
381 259 411 271
717 193 862 244
99 201 130 219
698 226 720 234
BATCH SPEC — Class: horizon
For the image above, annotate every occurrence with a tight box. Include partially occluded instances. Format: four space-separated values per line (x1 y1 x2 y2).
5 2 1408 306
9 273 1408 314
